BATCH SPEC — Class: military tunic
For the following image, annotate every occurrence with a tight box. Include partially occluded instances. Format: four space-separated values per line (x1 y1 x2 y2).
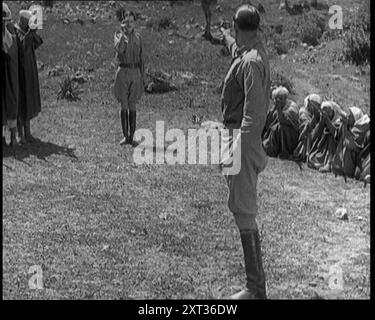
221 35 270 217
113 30 145 110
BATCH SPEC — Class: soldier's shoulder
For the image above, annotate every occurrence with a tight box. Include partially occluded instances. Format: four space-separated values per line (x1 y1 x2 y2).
242 48 267 69
244 48 260 60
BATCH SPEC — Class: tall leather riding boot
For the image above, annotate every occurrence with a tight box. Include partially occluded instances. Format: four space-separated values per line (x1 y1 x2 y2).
24 120 36 142
119 109 129 145
129 110 136 146
230 229 267 300
10 128 18 147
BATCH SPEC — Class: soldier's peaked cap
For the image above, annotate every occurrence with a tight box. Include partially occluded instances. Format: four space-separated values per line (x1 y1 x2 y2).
233 4 260 31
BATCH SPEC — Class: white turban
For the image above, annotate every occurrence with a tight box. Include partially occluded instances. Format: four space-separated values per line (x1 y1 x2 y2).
19 9 32 20
2 3 13 53
304 93 322 109
348 106 363 122
272 86 289 100
3 3 12 21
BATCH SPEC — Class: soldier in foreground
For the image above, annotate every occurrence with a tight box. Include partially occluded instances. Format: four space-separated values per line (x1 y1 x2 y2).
219 5 270 299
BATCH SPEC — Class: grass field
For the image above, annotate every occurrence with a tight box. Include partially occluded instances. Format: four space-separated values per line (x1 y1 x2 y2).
2 0 370 299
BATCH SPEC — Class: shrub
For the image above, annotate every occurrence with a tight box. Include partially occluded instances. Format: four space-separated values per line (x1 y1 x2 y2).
295 11 326 46
158 17 173 30
146 17 177 31
341 2 370 66
42 0 54 7
343 2 370 33
342 26 370 66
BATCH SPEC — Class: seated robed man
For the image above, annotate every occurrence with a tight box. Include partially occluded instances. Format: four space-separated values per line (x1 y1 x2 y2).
307 101 343 173
262 86 299 159
332 107 370 181
293 93 322 162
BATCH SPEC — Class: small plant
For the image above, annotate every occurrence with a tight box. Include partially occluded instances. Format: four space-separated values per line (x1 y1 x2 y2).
158 16 174 30
57 76 81 101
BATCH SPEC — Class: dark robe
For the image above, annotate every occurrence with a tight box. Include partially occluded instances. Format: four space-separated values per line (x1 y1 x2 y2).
262 99 299 158
3 24 19 125
2 50 7 127
355 129 370 182
293 107 319 162
331 123 363 180
15 27 43 122
307 116 340 171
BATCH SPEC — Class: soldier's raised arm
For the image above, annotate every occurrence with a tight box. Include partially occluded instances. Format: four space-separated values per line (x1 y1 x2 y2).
114 31 126 53
220 27 238 58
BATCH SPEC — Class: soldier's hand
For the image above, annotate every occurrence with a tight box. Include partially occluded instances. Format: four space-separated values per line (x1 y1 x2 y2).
114 31 122 42
219 27 230 42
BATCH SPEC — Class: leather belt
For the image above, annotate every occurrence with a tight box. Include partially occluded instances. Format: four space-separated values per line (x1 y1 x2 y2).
119 62 141 69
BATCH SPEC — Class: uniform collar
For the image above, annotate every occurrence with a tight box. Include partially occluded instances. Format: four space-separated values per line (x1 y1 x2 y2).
125 29 135 37
237 36 261 57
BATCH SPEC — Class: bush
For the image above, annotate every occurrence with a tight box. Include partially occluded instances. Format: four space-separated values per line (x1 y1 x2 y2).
295 11 326 46
342 26 370 66
341 2 370 66
158 17 174 30
146 17 177 31
42 0 54 7
343 2 370 33
273 35 289 55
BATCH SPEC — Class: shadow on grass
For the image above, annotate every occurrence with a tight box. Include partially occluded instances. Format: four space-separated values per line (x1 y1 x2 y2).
2 138 78 163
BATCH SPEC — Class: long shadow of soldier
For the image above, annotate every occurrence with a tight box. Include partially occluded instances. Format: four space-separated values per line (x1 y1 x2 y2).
2 138 78 163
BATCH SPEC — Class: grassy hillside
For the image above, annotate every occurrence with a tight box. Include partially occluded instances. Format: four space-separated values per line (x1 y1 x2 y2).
2 0 370 299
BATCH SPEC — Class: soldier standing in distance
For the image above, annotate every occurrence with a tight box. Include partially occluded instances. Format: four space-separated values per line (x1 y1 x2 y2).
113 9 146 146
